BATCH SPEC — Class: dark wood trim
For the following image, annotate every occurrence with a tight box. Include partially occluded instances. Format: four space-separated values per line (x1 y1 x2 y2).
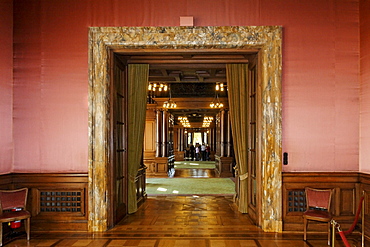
359 172 370 184
0 173 13 188
283 172 359 183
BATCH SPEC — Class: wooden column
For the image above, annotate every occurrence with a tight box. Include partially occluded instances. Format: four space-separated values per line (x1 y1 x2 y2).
162 110 168 157
215 109 233 177
177 128 183 151
155 110 162 157
215 114 221 155
210 125 216 154
226 110 232 157
174 126 185 161
220 110 225 157
220 109 231 157
144 104 157 174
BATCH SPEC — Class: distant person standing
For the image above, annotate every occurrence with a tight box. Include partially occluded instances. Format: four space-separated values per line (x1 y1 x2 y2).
185 145 190 160
201 143 206 161
195 144 200 161
206 144 211 161
190 144 195 161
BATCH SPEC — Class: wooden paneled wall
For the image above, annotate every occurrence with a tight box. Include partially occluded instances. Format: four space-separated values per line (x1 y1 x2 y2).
283 172 370 239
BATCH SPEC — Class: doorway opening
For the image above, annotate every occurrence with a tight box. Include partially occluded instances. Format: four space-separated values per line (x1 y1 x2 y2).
193 133 202 146
88 26 282 232
116 51 258 221
125 52 249 197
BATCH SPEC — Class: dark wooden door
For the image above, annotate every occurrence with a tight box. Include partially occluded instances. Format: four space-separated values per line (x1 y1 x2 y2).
247 54 261 226
110 56 128 226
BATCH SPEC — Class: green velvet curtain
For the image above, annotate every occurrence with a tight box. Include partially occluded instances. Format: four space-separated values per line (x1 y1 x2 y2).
128 64 149 214
226 64 249 213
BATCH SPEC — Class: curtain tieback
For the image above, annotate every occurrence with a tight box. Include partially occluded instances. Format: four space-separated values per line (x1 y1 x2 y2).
239 173 248 180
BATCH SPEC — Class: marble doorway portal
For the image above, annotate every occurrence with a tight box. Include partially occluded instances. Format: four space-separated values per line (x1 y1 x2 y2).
88 26 282 232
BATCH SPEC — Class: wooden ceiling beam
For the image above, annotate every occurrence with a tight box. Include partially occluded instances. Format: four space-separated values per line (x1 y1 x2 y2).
160 69 168 76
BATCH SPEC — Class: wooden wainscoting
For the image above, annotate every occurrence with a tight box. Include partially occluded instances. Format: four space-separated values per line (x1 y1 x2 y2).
0 173 13 189
1 171 369 236
282 172 368 237
0 171 147 232
0 173 89 232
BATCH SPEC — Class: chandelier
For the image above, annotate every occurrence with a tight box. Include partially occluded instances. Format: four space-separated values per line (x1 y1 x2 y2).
148 82 168 92
210 94 224 108
178 116 191 127
215 82 226 91
163 99 177 109
202 116 214 128
163 85 177 109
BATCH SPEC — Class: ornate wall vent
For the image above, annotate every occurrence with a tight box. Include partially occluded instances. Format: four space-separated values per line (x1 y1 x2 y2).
39 190 84 213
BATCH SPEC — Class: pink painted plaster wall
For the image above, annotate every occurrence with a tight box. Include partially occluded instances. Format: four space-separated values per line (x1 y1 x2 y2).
360 0 370 173
0 0 13 174
12 0 360 173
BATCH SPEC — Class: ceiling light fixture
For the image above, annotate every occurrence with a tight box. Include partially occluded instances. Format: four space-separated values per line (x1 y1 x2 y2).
148 82 168 92
210 94 224 108
163 99 177 109
163 85 177 109
202 116 214 128
215 82 226 91
178 116 191 127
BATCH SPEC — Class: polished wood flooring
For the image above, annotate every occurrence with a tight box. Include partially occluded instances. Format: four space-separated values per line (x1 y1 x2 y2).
4 168 364 246
168 168 217 178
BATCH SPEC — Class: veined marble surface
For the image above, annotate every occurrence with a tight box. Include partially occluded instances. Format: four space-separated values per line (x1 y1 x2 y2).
88 26 282 232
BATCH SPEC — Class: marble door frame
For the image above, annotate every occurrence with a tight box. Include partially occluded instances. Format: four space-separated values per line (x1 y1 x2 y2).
88 26 282 232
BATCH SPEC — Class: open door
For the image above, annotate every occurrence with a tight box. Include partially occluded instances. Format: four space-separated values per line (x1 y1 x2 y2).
109 55 129 226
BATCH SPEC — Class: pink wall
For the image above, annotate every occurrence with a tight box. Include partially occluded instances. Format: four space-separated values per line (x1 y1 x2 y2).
0 0 13 174
360 0 370 173
12 0 360 173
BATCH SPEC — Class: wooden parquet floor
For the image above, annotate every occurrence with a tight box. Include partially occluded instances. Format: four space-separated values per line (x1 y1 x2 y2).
4 168 364 246
5 195 362 246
